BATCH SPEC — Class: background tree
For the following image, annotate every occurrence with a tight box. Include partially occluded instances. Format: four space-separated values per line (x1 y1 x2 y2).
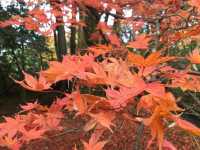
0 2 50 98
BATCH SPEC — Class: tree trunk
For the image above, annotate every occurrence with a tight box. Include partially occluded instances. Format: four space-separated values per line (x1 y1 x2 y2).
77 10 88 51
50 0 67 61
57 25 67 59
82 7 101 46
70 26 76 55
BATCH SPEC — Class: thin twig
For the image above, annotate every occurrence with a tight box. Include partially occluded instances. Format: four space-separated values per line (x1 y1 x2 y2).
188 92 200 106
134 123 144 150
191 135 200 150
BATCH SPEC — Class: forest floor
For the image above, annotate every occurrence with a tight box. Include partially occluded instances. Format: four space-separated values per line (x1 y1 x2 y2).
22 114 200 150
0 96 200 150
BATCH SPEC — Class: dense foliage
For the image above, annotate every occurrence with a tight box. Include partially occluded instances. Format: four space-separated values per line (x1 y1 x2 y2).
1 0 200 150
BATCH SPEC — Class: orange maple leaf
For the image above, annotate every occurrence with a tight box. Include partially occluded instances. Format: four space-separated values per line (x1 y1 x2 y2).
146 82 165 97
89 111 115 132
188 0 200 10
106 85 145 109
20 101 39 111
169 72 200 92
170 115 200 136
42 55 94 83
144 108 164 150
137 94 155 113
107 33 121 47
83 119 98 132
0 116 25 138
0 136 21 150
85 62 108 85
73 92 88 115
21 127 46 142
140 92 182 150
45 112 63 130
14 71 51 91
82 130 107 150
87 44 112 56
127 34 151 49
41 61 75 83
128 51 175 67
187 49 200 64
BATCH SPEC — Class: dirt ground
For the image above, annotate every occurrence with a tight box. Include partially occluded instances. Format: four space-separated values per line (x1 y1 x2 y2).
20 114 199 150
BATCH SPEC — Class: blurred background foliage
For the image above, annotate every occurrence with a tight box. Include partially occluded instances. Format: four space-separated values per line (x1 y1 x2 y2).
0 2 53 94
0 2 56 115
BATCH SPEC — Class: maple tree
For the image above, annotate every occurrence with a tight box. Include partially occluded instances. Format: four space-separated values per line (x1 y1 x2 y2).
1 0 200 150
